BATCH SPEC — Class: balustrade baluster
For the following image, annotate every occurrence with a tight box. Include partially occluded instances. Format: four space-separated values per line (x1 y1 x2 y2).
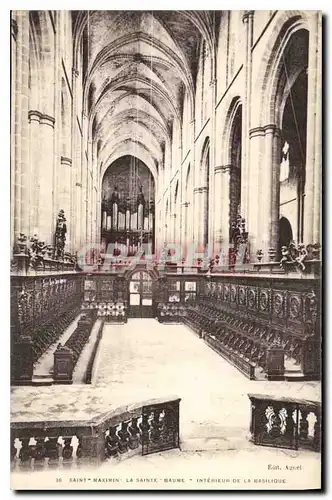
139 413 151 443
76 436 83 459
268 406 282 440
118 422 130 453
45 437 59 467
32 437 46 469
313 409 321 451
105 427 120 457
150 410 162 443
19 438 32 465
258 404 269 438
128 418 140 449
11 437 17 461
299 410 309 440
285 407 295 443
62 437 73 462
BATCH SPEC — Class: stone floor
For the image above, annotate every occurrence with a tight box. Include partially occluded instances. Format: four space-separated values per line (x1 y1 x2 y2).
11 319 321 450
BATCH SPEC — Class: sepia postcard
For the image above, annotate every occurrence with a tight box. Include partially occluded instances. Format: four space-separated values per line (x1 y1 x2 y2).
10 8 322 491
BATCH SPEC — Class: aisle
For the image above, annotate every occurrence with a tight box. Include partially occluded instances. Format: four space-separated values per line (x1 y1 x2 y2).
94 319 320 449
12 319 320 451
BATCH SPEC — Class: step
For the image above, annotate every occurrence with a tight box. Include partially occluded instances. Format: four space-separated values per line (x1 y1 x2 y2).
31 376 53 386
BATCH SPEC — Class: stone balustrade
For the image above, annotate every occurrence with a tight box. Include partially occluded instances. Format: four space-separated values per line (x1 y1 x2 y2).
11 397 181 471
248 394 321 452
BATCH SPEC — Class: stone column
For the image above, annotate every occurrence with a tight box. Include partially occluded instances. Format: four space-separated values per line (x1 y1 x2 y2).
193 187 208 250
28 110 42 236
14 11 30 240
172 214 177 245
208 78 217 248
241 11 254 223
11 16 18 250
271 128 282 252
38 114 56 244
220 165 231 262
193 188 201 246
59 156 72 248
182 202 189 256
213 166 223 256
313 20 322 244
91 140 99 247
202 186 209 249
71 67 81 253
248 127 265 257
259 126 273 256
258 125 281 256
304 13 322 245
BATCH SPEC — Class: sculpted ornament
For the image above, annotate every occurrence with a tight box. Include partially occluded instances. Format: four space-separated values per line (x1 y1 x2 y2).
289 295 301 319
54 210 67 260
260 290 269 311
248 289 256 308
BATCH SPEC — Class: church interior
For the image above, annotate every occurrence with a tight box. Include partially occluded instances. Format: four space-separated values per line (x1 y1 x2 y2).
10 10 321 483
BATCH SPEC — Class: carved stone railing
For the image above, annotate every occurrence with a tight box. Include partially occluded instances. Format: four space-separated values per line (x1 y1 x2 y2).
248 394 321 452
11 273 84 384
11 397 181 471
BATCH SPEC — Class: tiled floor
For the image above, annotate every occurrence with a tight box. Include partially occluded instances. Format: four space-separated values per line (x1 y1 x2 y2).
11 319 321 450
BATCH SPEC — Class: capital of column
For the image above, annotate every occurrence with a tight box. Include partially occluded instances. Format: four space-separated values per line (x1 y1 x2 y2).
194 186 208 194
76 182 82 188
263 124 281 137
242 10 254 23
40 114 55 128
182 202 190 207
249 126 265 138
214 164 232 174
61 156 72 167
249 124 281 138
28 110 42 124
209 78 217 88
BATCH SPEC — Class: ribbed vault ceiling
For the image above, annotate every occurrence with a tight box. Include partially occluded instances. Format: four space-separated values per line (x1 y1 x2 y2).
73 11 217 180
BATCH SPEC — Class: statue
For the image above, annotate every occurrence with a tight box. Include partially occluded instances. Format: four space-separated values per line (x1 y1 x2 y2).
279 241 310 272
295 243 308 272
28 234 47 269
54 210 67 260
14 233 28 254
279 245 294 269
230 214 249 265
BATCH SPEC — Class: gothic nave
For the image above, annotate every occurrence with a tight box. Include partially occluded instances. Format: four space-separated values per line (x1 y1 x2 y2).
10 10 322 489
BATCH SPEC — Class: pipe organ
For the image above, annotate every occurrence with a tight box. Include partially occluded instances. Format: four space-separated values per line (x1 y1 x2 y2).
101 186 155 255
